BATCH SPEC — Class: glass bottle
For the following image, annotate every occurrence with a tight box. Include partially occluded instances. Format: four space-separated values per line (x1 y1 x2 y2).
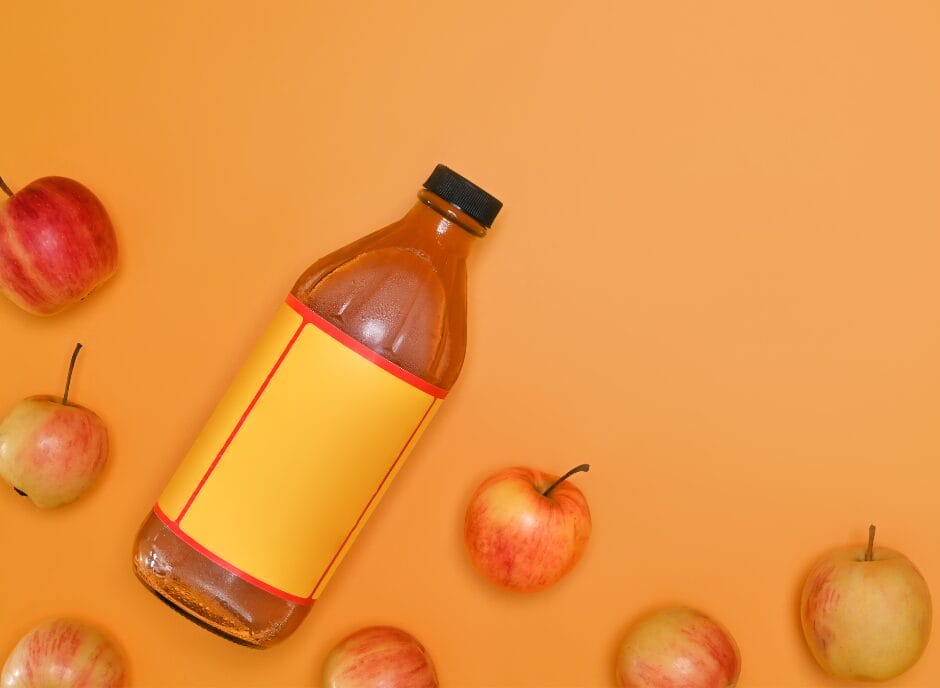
131 165 502 647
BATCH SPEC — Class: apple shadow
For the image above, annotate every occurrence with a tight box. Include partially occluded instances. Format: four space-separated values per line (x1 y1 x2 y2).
792 559 814 667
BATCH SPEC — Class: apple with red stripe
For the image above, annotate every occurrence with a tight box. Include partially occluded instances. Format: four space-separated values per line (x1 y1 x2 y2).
615 607 741 688
800 525 931 681
0 343 109 508
0 174 117 316
1 618 127 688
322 626 438 688
464 464 592 592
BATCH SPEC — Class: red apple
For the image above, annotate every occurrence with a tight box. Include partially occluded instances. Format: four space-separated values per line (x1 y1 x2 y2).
0 343 109 508
0 174 117 316
1 618 127 688
322 626 438 688
463 464 592 592
800 525 932 681
615 607 741 688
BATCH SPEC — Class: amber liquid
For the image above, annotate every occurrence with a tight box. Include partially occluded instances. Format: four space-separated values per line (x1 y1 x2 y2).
131 190 483 647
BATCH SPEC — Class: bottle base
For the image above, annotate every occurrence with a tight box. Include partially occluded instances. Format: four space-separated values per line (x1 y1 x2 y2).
131 511 310 649
133 568 262 649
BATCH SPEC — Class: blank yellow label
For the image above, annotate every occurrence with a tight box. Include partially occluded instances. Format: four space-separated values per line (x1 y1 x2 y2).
156 296 443 602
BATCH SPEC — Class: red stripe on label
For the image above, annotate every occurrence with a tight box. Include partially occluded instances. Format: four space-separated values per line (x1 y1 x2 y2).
160 297 445 603
174 318 306 523
285 294 449 399
310 396 438 596
153 504 313 606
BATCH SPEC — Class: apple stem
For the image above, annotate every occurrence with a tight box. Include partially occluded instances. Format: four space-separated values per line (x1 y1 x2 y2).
542 463 591 497
0 176 13 198
63 342 83 406
13 487 27 497
866 524 876 562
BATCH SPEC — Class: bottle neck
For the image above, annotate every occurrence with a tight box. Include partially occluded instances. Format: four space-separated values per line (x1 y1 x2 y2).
392 189 485 261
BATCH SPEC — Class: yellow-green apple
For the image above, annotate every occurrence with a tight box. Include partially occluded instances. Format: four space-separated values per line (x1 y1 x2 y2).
1 618 127 688
464 464 592 592
800 525 932 681
0 174 117 316
0 343 109 508
322 626 438 688
615 607 741 688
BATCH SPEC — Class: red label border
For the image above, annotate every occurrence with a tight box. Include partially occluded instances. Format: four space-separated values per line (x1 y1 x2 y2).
153 295 447 607
154 504 314 606
285 294 449 400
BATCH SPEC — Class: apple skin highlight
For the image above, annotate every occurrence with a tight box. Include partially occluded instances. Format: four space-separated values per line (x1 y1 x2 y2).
0 396 109 509
0 176 118 316
0 618 127 688
464 465 592 593
800 540 932 681
322 626 438 688
615 607 741 688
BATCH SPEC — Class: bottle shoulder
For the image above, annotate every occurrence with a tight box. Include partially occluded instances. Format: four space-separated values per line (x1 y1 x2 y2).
291 241 467 390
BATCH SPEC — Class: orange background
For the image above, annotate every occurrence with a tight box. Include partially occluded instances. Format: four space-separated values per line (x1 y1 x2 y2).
1 2 938 686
